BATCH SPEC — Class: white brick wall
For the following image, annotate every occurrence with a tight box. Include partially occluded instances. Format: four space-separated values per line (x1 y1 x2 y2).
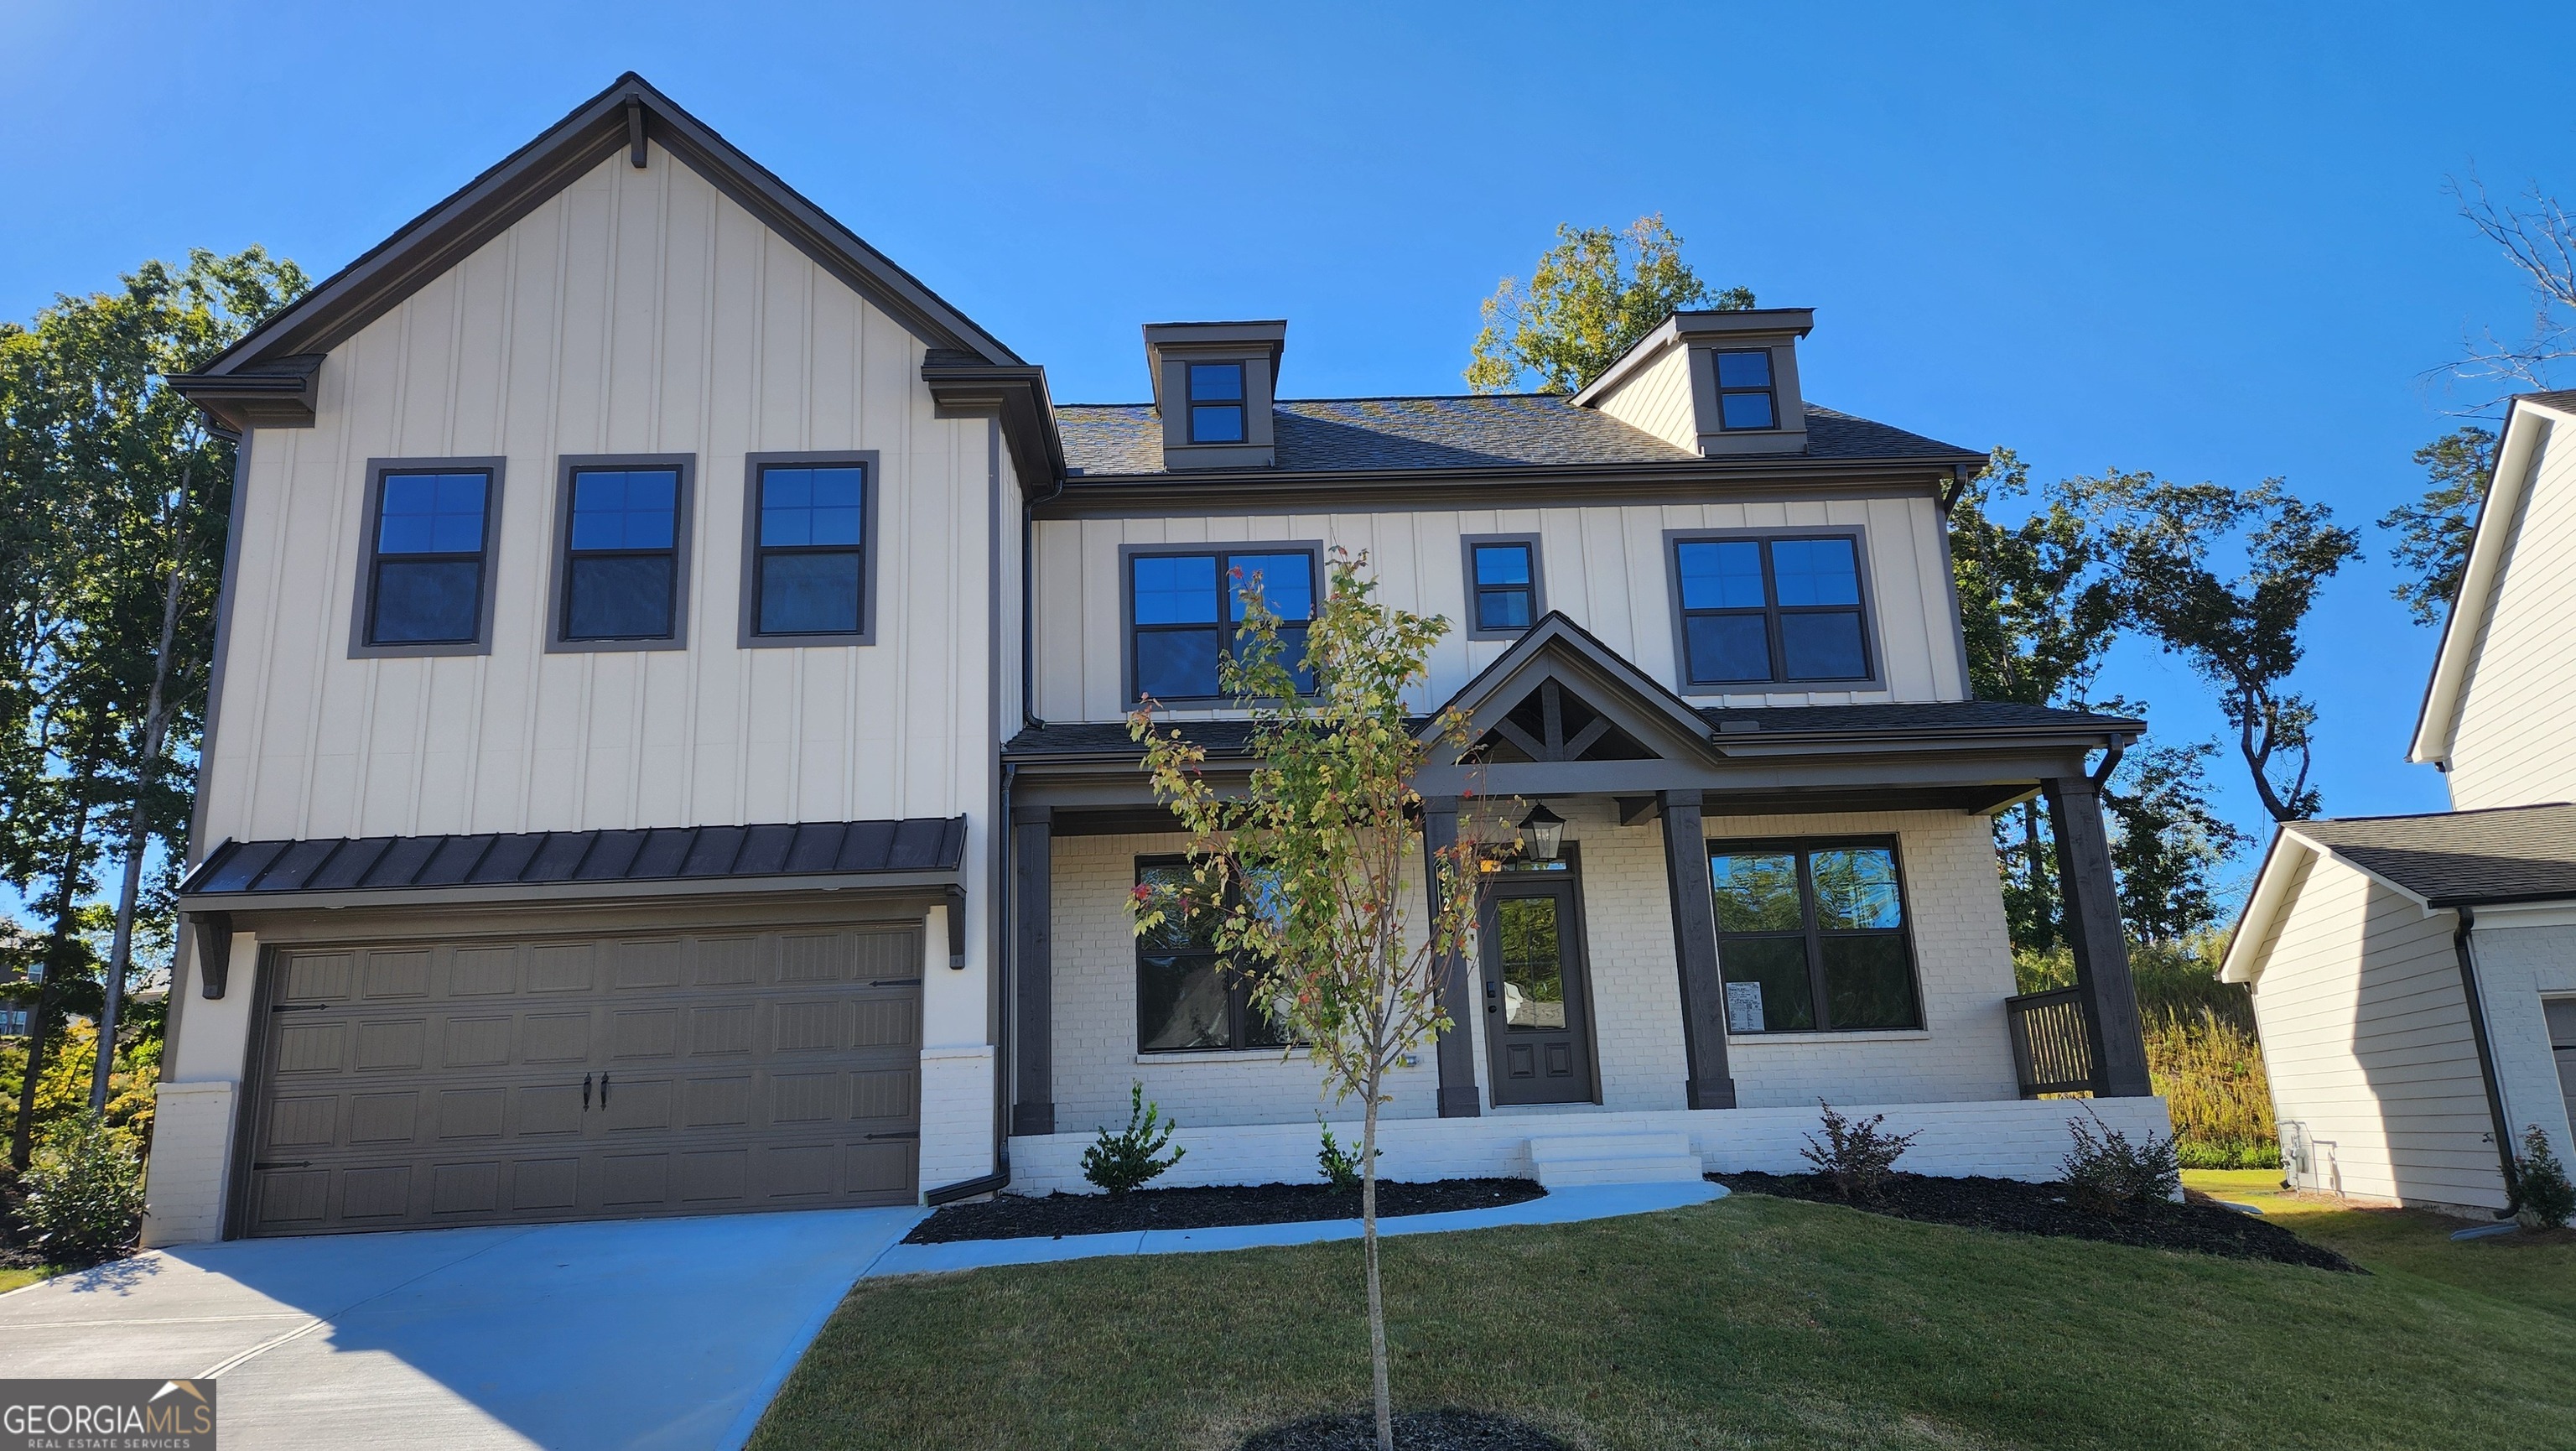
918 1045 998 1192
140 1080 236 1247
1008 1095 2177 1194
1043 804 2023 1136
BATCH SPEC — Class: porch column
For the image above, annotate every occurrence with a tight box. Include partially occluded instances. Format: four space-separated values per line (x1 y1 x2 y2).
1422 796 1480 1117
2044 777 2153 1098
1659 789 1737 1109
1010 808 1055 1135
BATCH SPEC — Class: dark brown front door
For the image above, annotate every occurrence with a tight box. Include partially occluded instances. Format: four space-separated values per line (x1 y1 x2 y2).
1479 868 1596 1105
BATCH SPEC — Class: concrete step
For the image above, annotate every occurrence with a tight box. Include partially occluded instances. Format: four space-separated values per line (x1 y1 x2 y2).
1525 1132 1706 1188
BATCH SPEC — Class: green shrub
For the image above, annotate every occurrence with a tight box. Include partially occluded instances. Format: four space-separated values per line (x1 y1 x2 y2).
1081 1081 1184 1196
1799 1100 1919 1203
1317 1121 1372 1193
2515 1126 2574 1230
20 1112 142 1261
2060 1109 2182 1216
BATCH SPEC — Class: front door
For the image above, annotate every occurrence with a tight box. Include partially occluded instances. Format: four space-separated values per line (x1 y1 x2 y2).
1478 866 1596 1105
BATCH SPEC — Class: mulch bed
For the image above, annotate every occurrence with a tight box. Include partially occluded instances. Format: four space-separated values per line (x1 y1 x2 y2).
1713 1170 2361 1272
906 1178 1545 1244
1239 1409 1574 1450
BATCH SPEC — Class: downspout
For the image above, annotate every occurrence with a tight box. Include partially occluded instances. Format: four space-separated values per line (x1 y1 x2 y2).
2452 905 2523 1219
1021 471 1066 731
2087 737 2127 789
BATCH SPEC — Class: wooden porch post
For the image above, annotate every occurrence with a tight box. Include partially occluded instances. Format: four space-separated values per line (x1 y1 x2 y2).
1010 809 1056 1135
2044 777 2153 1098
1659 789 1737 1109
1422 796 1481 1117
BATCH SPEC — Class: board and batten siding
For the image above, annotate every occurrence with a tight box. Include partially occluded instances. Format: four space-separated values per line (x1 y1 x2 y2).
2448 423 2576 809
204 143 997 844
2247 850 2508 1209
1031 496 1964 722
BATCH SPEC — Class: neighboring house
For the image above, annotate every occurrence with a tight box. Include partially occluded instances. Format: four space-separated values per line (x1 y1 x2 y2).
142 74 2168 1245
2225 390 2576 1214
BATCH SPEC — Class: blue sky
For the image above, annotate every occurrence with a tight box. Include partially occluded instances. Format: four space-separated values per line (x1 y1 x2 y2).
6 1 2568 898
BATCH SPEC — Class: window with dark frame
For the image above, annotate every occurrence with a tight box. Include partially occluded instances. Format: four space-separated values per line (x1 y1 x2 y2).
1187 361 1246 444
1714 348 1779 430
1470 541 1538 632
1135 858 1291 1053
750 462 867 637
561 465 683 641
1130 549 1317 700
366 468 492 645
1708 840 1921 1034
1673 534 1869 685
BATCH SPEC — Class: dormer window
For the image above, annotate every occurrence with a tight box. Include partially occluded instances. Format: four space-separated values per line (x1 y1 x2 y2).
1715 350 1777 431
1188 362 1247 444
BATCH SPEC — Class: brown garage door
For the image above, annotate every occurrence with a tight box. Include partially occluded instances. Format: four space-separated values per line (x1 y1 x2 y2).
241 923 922 1235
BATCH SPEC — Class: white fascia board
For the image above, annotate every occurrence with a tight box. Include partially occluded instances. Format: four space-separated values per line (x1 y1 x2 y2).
2410 398 2570 764
2220 828 2314 984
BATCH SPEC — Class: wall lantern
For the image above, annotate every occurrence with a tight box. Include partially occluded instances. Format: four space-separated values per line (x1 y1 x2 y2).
1519 803 1567 861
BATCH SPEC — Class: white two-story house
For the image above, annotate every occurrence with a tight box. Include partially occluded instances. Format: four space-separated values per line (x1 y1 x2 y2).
143 75 2168 1243
2224 389 2576 1214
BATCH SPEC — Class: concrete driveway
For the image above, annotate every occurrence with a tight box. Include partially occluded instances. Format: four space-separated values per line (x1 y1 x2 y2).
0 1207 921 1450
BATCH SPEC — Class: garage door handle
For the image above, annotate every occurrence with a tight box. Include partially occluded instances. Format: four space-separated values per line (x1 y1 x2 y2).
600 1074 610 1106
253 1161 310 1170
865 1130 919 1141
869 977 922 987
272 1002 330 1013
582 1074 592 1110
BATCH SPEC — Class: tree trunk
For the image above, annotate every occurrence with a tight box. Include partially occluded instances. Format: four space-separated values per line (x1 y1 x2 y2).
1363 1064 1391 1451
94 465 192 1111
2021 800 2051 952
13 758 101 1170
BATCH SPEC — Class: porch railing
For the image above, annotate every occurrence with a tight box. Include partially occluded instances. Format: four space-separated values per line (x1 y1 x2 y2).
2005 986 2097 1097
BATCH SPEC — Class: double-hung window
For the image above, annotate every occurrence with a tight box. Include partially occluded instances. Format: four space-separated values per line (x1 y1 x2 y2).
1710 840 1921 1033
745 455 873 643
356 460 500 653
556 458 691 646
1464 536 1542 637
1129 547 1317 701
1714 348 1779 430
1187 361 1246 444
1672 533 1871 686
1135 858 1291 1053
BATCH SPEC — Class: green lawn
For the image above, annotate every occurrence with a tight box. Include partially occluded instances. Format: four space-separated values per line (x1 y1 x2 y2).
0 1264 61 1295
756 1177 2576 1450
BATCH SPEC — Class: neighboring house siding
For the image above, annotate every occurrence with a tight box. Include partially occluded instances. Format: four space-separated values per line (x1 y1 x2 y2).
203 143 995 843
1588 344 1696 454
2248 853 2507 1209
1036 804 2016 1135
2448 425 2576 809
1031 495 1964 721
2461 917 2576 1167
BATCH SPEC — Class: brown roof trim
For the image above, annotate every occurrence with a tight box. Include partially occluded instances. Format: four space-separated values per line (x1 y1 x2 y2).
171 73 1021 431
922 351 1067 498
1036 457 1957 519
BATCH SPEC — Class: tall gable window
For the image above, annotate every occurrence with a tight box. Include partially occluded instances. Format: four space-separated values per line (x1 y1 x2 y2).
1714 349 1778 431
1463 535 1544 638
1670 533 1872 688
742 452 876 646
351 458 504 657
552 456 693 649
1128 546 1318 701
1710 839 1921 1033
1187 361 1246 444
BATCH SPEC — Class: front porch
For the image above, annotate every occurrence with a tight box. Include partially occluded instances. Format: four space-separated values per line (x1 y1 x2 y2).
999 616 2168 1191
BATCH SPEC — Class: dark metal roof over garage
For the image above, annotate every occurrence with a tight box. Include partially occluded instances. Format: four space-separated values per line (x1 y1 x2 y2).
179 817 968 901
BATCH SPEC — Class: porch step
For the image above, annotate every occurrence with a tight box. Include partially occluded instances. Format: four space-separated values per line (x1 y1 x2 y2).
1526 1132 1706 1188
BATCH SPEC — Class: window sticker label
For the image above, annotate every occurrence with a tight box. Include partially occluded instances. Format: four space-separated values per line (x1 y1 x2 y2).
1725 980 1765 1033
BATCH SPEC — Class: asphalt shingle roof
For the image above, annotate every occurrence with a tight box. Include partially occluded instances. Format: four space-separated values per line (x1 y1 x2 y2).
1052 396 1981 477
2295 804 2576 907
1005 700 2132 759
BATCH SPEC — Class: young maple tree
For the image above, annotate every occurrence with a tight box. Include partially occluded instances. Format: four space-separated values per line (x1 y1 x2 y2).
1128 549 1502 1451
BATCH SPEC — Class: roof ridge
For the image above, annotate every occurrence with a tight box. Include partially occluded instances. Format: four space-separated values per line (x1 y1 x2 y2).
2302 801 2576 827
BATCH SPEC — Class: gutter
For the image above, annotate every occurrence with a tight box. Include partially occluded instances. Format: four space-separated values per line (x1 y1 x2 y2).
2451 904 2524 1220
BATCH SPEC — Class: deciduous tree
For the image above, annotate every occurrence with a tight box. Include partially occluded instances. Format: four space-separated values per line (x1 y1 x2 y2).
2378 425 2493 628
1465 216 1752 394
1130 550 1503 1451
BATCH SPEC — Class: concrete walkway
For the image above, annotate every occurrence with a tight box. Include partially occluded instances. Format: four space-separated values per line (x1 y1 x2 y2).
0 1207 922 1451
865 1179 1724 1277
